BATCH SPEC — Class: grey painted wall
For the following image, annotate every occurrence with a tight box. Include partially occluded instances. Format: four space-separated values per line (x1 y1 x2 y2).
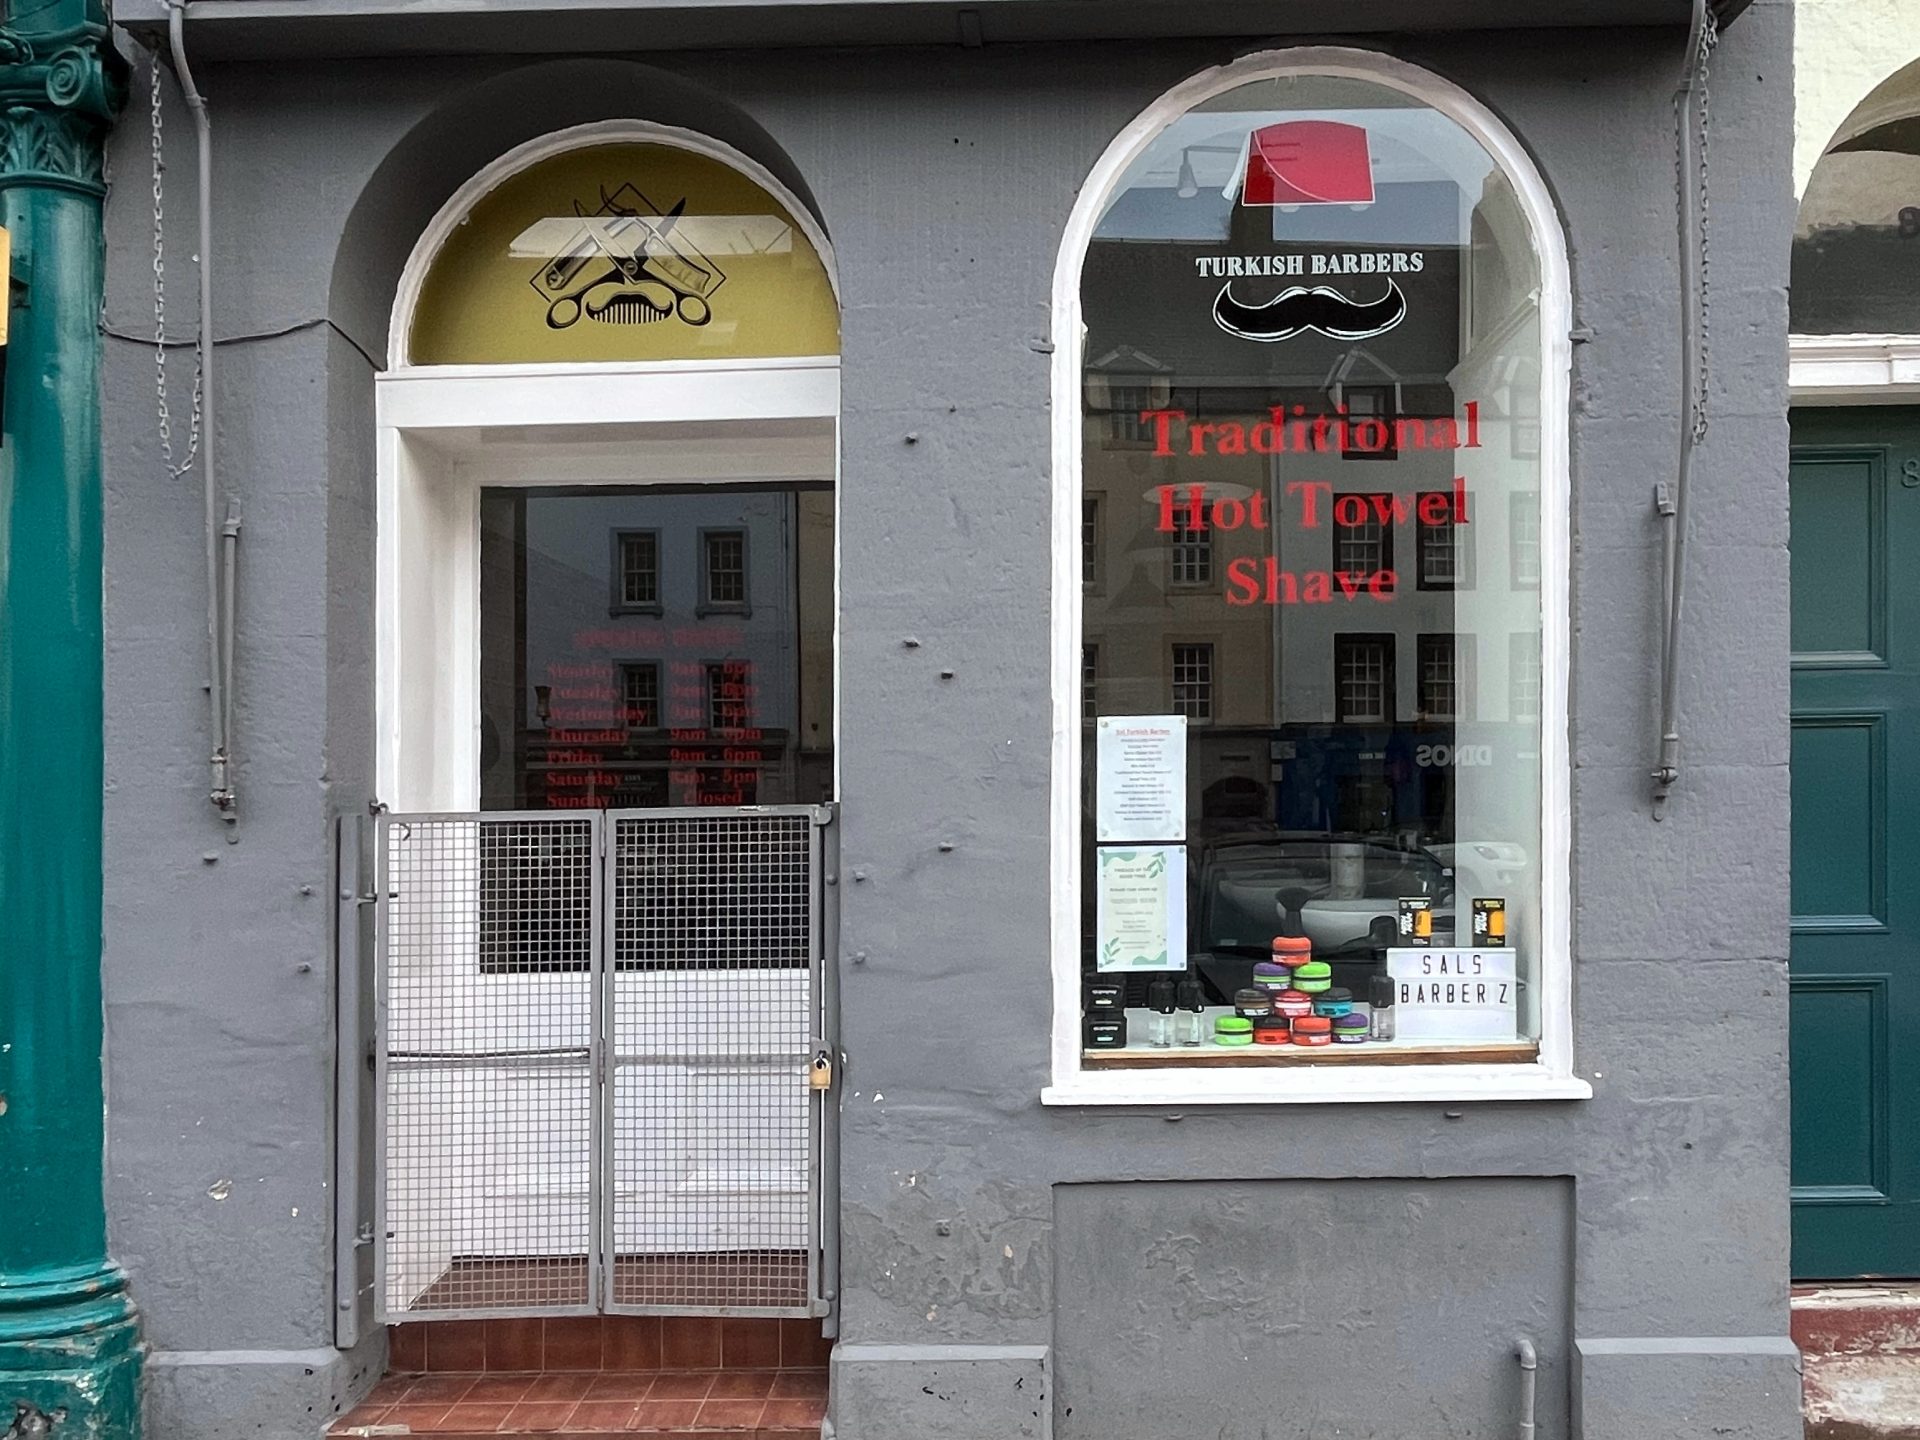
99 8 1798 1437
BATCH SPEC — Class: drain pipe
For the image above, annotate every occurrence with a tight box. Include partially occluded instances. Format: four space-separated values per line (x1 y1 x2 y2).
1514 1337 1537 1440
167 0 235 822
1653 0 1716 820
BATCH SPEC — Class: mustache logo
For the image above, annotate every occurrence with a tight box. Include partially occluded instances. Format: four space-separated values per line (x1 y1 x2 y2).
1212 279 1408 343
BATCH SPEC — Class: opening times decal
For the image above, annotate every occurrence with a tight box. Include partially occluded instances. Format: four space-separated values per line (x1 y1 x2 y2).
524 639 771 810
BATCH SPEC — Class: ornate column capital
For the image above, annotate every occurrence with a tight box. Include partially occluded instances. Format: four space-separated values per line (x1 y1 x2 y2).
0 3 123 195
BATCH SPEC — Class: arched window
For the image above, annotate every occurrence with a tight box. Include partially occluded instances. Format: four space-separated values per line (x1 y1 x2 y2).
1048 50 1579 1103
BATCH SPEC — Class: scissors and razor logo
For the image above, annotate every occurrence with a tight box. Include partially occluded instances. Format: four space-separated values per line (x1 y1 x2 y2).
532 183 725 330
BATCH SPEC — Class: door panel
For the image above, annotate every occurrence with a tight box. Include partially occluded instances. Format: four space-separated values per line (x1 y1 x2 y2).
1790 406 1920 1279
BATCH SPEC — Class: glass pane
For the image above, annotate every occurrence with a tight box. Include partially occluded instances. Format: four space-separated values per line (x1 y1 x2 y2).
480 486 834 810
1080 75 1544 1061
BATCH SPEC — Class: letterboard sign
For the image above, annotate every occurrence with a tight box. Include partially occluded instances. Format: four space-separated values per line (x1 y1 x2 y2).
1386 948 1518 1043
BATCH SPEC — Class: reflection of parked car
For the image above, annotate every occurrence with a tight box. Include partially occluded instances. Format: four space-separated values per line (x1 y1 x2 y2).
1189 833 1454 1000
1428 841 1530 891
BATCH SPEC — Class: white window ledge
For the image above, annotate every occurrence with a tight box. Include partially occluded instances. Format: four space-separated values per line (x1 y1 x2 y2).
1043 1064 1593 1107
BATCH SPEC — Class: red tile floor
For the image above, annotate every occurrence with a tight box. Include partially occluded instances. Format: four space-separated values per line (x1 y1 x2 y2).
329 1317 829 1438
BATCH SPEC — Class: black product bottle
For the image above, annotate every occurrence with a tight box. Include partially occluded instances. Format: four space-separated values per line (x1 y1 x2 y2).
1369 972 1397 1042
1145 978 1177 1048
1174 978 1206 1046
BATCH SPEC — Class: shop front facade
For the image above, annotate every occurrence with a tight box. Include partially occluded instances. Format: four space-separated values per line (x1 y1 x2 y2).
44 0 1803 1434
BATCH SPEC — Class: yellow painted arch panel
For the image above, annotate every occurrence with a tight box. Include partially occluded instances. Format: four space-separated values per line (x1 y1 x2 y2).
409 143 839 365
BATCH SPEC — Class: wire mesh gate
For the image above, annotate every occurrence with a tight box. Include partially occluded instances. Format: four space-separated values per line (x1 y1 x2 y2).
372 807 835 1323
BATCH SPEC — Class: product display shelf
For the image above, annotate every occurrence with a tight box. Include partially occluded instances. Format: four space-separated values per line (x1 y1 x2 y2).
1084 1006 1538 1068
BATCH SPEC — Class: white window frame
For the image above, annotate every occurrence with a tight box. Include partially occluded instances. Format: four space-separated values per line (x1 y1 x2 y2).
1045 46 1582 1105
1336 633 1394 725
375 120 841 813
1788 335 1920 403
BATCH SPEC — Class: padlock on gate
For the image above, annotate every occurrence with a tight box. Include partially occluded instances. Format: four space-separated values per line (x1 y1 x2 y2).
808 1048 834 1090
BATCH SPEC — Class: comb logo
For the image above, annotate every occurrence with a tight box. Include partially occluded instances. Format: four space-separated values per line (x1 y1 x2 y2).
1212 120 1406 344
529 183 725 330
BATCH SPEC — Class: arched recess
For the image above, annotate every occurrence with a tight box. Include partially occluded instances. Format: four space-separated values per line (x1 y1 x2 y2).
1791 55 1920 392
374 116 841 812
330 57 833 368
1045 47 1580 1105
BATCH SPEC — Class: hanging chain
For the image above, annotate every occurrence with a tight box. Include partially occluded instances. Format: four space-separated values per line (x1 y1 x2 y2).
152 51 202 479
1683 9 1718 444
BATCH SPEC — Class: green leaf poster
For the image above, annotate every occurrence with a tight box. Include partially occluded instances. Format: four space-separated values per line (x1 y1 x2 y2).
1095 844 1187 973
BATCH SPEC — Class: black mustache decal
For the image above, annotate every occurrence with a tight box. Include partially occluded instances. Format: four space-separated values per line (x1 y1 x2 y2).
1212 279 1408 342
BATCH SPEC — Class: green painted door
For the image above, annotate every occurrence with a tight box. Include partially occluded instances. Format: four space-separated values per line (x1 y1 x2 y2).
1790 405 1920 1279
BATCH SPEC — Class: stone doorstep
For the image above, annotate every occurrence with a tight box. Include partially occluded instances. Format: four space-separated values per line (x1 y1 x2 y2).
1798 1285 1920 1440
1803 1354 1920 1440
1796 1285 1920 1358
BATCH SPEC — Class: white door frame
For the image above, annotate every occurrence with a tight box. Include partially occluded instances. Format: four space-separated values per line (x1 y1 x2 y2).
372 356 841 812
1790 334 1920 405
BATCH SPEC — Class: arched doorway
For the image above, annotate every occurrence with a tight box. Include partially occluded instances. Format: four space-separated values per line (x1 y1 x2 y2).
1788 60 1920 1282
370 122 841 1323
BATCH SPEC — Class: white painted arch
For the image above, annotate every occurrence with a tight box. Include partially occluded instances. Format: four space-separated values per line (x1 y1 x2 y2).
1044 45 1582 1105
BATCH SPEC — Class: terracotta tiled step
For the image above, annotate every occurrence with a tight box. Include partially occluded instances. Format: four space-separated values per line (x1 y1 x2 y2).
388 1317 832 1373
328 1369 827 1438
1796 1285 1920 1358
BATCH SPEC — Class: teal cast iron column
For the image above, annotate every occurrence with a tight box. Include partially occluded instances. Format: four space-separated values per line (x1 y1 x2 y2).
0 3 137 1438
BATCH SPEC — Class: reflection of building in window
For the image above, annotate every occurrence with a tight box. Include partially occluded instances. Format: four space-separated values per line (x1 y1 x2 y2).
624 771 670 808
1418 633 1472 721
1170 642 1213 721
1083 497 1102 589
1082 644 1098 723
1106 381 1153 445
708 661 752 729
1510 491 1541 588
1169 523 1213 587
1510 633 1543 720
1086 347 1174 449
613 529 659 610
1333 494 1393 578
1417 493 1472 589
1339 385 1398 460
618 662 660 728
702 529 748 610
1336 634 1394 724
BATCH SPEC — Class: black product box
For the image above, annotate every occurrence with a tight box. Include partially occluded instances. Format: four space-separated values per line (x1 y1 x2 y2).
1083 978 1126 1013
1083 1014 1129 1049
